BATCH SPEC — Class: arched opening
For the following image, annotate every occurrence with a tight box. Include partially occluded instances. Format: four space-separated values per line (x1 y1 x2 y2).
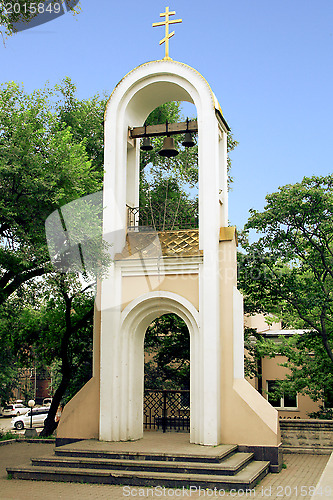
144 313 190 432
111 291 202 443
127 100 198 233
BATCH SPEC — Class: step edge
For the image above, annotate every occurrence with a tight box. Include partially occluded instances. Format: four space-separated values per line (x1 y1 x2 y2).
54 444 239 462
7 461 270 484
31 452 253 470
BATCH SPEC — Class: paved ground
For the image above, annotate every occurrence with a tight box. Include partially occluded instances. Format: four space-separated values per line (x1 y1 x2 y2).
0 441 330 500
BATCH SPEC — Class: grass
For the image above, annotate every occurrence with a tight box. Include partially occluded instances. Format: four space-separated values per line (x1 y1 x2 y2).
29 434 55 440
0 428 55 441
0 430 17 441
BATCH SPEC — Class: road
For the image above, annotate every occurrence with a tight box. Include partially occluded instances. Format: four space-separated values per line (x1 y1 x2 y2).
0 416 43 436
0 416 22 435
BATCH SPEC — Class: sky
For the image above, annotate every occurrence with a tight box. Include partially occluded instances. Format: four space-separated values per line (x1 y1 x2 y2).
1 0 333 229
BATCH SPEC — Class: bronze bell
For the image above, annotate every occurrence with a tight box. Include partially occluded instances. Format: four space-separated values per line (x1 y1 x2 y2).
158 136 179 157
182 132 195 148
140 136 153 151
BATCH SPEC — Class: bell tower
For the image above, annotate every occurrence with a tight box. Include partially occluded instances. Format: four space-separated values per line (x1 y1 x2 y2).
99 58 229 446
57 8 281 469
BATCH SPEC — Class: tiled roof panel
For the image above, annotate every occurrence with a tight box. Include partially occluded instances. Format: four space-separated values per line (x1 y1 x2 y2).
115 229 201 260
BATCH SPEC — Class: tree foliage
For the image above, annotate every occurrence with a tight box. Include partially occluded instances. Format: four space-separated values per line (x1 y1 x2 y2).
55 77 106 185
0 79 104 428
0 81 100 308
37 274 95 436
238 175 333 407
0 272 96 433
0 310 20 404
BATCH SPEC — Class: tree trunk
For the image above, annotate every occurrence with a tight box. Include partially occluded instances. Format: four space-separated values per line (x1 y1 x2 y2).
39 284 94 437
40 288 72 437
39 370 71 436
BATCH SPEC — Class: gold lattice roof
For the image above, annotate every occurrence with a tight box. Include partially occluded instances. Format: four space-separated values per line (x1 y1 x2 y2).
115 229 201 260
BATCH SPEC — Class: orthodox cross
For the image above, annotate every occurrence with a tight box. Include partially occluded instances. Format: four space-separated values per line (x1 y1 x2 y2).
152 6 182 61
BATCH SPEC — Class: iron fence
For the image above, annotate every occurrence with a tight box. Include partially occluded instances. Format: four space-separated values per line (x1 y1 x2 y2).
144 389 190 432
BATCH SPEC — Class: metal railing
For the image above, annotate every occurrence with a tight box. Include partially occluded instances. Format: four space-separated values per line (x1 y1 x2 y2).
144 389 190 432
127 204 198 232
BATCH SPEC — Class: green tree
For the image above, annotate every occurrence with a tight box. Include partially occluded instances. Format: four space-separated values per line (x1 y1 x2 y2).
55 77 106 186
238 174 333 407
0 294 43 406
1 273 97 435
37 274 95 436
0 323 19 405
0 79 104 430
0 81 100 307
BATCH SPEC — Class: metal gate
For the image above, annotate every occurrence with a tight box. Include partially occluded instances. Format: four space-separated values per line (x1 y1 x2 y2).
144 389 190 432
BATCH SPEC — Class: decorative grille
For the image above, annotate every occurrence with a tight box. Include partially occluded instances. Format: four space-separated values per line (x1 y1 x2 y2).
127 204 198 232
144 389 190 432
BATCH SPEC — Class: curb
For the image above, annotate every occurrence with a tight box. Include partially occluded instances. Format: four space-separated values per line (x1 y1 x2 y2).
16 438 56 444
282 446 333 455
0 438 55 446
0 439 16 447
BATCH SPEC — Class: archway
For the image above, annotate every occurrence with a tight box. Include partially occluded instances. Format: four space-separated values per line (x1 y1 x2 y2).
99 291 202 444
144 313 190 433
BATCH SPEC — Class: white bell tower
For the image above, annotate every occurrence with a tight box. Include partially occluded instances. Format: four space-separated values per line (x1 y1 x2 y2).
100 59 228 445
57 9 281 469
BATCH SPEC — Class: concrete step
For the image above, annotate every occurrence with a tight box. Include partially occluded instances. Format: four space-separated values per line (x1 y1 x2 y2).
31 452 254 476
54 443 238 463
7 460 270 490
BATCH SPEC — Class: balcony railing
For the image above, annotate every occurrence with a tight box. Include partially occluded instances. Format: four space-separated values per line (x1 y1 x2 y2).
127 204 198 232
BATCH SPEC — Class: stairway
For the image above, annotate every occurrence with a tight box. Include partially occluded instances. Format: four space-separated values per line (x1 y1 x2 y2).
7 442 270 490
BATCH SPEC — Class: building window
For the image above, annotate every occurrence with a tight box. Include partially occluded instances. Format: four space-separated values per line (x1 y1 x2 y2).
267 380 298 409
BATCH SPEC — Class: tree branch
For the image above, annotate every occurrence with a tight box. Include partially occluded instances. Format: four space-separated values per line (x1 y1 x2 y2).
0 264 50 307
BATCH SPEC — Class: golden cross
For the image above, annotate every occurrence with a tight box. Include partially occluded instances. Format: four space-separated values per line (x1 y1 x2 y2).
152 6 182 61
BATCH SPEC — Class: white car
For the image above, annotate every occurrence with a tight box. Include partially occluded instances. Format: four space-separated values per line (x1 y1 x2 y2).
11 407 49 430
2 403 29 417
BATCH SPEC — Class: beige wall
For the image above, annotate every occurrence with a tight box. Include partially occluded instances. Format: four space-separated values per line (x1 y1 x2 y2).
219 232 280 447
261 356 321 419
57 300 101 440
245 314 322 419
245 354 321 419
122 274 199 311
245 313 281 332
57 376 100 440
